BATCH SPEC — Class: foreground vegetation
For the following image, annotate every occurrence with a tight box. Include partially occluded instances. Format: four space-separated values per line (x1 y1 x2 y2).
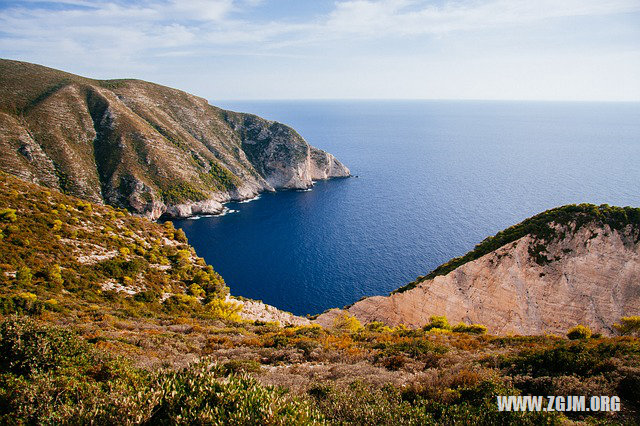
2 313 639 424
1 172 639 424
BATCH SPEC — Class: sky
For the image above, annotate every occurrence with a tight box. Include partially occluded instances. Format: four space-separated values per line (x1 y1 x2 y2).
0 0 639 101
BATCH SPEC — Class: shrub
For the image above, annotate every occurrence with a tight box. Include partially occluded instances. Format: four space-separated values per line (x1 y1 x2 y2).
188 283 205 298
365 321 391 333
423 315 452 331
567 325 592 340
160 183 208 205
174 228 188 243
0 317 153 424
222 359 261 375
175 249 191 265
332 312 363 333
0 294 43 315
0 208 17 223
0 317 90 376
205 298 242 321
614 316 640 336
163 294 200 314
134 290 160 303
50 219 63 231
45 264 64 288
504 340 638 378
15 266 32 286
44 299 60 312
76 201 92 213
452 322 488 335
148 361 322 424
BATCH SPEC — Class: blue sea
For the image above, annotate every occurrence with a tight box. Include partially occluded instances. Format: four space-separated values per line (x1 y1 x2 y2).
172 100 640 316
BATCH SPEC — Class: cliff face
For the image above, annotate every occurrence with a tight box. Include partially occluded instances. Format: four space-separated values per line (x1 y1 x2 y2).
316 206 640 335
0 59 349 219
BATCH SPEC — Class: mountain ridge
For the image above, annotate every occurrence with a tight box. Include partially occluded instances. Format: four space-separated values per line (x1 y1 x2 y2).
0 59 349 220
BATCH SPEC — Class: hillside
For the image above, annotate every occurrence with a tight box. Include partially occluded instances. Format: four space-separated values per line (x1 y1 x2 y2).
0 59 349 219
0 170 310 326
317 204 640 335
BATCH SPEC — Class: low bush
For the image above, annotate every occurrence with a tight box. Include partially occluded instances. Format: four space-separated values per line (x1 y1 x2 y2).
0 317 323 424
452 322 488 335
423 315 452 331
332 312 363 333
567 324 592 340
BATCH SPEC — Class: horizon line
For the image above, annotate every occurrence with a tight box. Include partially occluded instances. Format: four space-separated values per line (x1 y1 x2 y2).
213 98 640 104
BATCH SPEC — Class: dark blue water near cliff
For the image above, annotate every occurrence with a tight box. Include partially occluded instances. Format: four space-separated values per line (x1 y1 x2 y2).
172 101 640 316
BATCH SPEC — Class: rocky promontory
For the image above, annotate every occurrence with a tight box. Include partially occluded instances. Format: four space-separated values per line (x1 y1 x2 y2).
316 204 640 335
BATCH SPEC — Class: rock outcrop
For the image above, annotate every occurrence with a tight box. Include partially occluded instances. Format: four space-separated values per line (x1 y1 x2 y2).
316 205 640 335
0 59 349 219
229 296 311 326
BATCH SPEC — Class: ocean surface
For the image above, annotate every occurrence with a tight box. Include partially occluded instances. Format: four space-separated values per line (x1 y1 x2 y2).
172 100 640 316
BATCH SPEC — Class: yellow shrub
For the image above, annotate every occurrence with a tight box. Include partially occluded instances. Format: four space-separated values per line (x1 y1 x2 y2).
567 324 592 340
423 315 451 331
205 298 242 322
18 292 37 302
613 316 640 336
427 327 452 335
332 312 363 333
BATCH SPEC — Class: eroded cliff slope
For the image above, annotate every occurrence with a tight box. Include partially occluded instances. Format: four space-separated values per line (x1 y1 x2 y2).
0 59 349 219
317 205 640 335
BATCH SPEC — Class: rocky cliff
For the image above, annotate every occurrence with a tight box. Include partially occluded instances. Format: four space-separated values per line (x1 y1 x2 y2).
0 59 349 219
316 204 640 335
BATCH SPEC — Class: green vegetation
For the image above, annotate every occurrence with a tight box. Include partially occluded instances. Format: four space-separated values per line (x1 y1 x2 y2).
0 317 322 424
0 208 16 223
6 310 638 423
452 322 488 335
1 58 335 219
332 312 363 333
0 172 227 320
423 315 451 332
200 160 241 191
395 204 640 293
160 182 208 205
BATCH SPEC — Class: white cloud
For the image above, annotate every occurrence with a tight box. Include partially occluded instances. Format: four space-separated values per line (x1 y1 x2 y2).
324 0 640 37
0 0 638 99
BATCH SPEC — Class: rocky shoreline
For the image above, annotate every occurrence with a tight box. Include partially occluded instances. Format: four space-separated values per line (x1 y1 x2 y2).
157 175 350 220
